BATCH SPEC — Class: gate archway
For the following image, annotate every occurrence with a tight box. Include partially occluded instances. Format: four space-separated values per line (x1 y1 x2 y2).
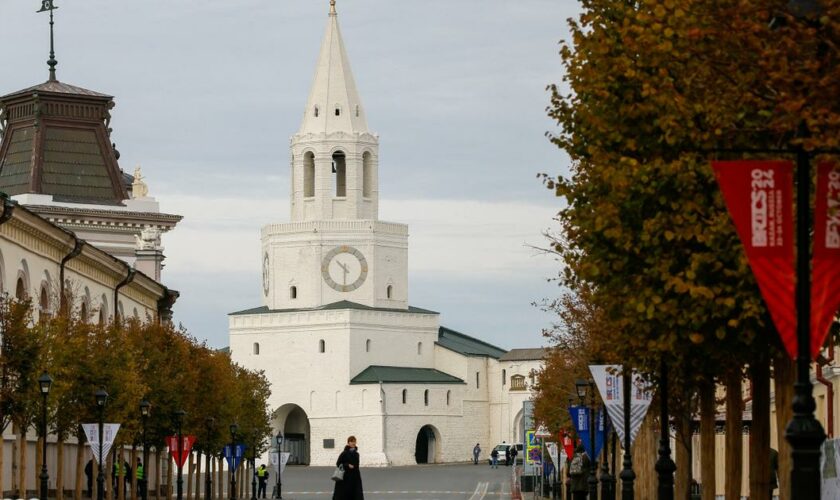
273 403 311 465
414 425 441 464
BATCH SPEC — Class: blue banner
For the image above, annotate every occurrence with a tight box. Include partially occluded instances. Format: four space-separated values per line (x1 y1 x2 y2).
222 444 247 471
569 406 610 459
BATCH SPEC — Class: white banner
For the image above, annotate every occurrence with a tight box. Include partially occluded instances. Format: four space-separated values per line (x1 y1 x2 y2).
546 442 558 468
589 365 652 448
82 423 121 464
269 451 291 476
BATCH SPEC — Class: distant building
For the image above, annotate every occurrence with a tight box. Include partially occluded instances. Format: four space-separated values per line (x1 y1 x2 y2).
229 2 545 466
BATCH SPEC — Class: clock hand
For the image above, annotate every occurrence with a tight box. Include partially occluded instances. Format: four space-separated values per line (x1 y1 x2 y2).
336 260 350 285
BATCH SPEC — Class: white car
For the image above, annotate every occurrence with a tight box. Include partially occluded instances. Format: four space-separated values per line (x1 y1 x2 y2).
486 443 523 465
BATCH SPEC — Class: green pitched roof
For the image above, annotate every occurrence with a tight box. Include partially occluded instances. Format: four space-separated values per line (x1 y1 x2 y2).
229 300 438 316
350 365 465 385
437 326 507 359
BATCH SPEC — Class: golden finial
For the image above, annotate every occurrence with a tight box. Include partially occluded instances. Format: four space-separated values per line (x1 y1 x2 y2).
330 0 336 15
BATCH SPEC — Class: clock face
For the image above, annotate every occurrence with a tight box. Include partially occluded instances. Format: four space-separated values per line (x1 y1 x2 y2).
262 252 270 296
321 246 368 292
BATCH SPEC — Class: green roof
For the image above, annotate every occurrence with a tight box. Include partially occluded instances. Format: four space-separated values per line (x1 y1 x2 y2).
229 300 438 316
437 326 507 359
350 365 465 385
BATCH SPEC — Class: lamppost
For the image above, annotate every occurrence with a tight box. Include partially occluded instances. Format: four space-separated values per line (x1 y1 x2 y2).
139 400 151 500
250 441 257 500
205 418 215 500
230 424 238 500
575 379 597 500
619 368 635 500
95 389 109 500
174 410 186 500
38 373 53 500
654 360 675 500
275 433 283 499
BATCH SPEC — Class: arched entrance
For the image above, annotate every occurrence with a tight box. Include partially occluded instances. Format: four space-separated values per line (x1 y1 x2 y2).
414 425 440 464
273 404 311 465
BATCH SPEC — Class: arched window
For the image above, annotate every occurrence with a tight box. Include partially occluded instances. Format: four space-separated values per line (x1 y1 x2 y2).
290 286 298 299
98 309 105 325
253 343 260 355
502 369 507 386
132 307 139 320
476 372 480 389
446 390 451 406
365 339 371 352
332 151 346 197
511 375 526 391
304 152 315 197
39 286 50 319
355 105 360 117
15 277 26 301
80 301 88 323
386 285 393 299
362 152 372 198
314 105 319 117
424 390 429 406
417 342 422 355
319 339 326 353
402 389 407 404
335 106 341 116
117 301 125 322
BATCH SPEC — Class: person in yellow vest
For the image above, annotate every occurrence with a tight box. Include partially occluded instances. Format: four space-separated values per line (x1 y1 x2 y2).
255 464 269 499
136 458 146 498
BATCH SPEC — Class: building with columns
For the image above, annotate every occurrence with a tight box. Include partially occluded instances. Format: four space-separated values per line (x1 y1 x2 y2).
229 1 545 467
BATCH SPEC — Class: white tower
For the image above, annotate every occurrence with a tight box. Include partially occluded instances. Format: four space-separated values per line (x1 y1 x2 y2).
262 0 408 311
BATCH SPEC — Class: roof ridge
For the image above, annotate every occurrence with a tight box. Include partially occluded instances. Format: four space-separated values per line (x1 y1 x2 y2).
438 325 507 353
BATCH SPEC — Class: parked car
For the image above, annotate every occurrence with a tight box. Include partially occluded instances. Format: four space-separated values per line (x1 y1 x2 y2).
487 443 524 465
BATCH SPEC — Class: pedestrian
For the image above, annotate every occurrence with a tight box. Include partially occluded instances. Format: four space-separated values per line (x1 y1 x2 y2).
472 443 481 465
509 446 518 466
504 446 510 466
490 448 499 469
332 435 364 500
85 459 93 498
135 458 146 499
569 444 591 500
256 464 269 499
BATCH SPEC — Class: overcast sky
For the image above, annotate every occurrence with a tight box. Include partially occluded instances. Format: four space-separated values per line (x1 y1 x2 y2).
1 0 578 350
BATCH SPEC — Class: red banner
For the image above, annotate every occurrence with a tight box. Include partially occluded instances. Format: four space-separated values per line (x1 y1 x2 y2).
811 162 840 357
562 431 574 460
713 160 796 357
166 435 196 468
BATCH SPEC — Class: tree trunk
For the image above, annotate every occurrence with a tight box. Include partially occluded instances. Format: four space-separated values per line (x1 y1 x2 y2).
20 428 28 498
633 411 657 499
155 449 162 500
131 445 138 500
57 440 65 500
675 407 691 500
167 452 173 500
0 431 5 498
724 369 744 500
187 452 194 500
217 457 223 500
75 435 85 500
700 381 716 500
773 351 794 500
119 446 125 500
194 452 201 500
749 357 771 500
11 427 19 498
107 448 114 500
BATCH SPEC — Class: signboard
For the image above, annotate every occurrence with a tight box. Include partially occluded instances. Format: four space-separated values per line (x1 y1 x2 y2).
82 423 120 465
525 430 541 465
713 160 796 357
569 406 608 460
521 401 537 474
222 444 247 472
535 425 551 439
589 365 653 448
269 451 291 475
812 162 840 357
167 435 197 468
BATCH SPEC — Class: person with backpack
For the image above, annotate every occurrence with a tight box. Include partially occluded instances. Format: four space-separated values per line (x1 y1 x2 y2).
490 448 499 469
568 444 591 500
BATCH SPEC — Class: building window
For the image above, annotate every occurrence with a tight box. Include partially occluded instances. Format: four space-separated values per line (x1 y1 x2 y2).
335 107 341 116
366 339 371 352
355 105 360 117
511 375 526 391
446 390 451 406
476 372 480 389
386 285 393 299
15 277 26 300
417 342 422 355
98 309 105 325
362 152 372 198
290 286 297 299
319 339 326 353
314 105 319 117
80 302 88 323
402 389 407 404
502 369 507 386
332 151 346 197
424 390 429 406
304 152 315 197
253 343 260 355
39 286 50 320
529 372 536 385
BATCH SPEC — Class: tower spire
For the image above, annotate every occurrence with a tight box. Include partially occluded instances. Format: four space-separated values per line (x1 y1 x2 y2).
37 0 59 82
330 0 336 15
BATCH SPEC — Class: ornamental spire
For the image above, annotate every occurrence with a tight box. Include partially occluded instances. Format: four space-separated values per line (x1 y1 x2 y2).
37 0 59 82
330 0 336 15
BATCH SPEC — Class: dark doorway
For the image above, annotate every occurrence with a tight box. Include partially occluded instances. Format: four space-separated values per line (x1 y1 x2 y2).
414 425 437 464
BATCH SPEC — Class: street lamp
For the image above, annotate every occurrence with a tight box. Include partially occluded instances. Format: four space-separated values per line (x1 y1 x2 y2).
275 433 283 499
205 418 215 500
174 410 186 500
139 400 151 500
38 372 53 500
230 424 239 500
587 380 598 500
95 389 109 500
619 368 636 500
574 379 588 406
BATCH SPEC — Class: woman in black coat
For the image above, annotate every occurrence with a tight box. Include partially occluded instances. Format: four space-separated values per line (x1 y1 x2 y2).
333 436 364 500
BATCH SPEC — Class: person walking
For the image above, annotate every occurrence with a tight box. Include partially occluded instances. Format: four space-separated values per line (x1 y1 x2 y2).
509 446 518 466
85 459 94 498
256 464 269 498
332 436 364 500
472 444 481 465
569 445 591 500
490 448 499 469
135 459 146 499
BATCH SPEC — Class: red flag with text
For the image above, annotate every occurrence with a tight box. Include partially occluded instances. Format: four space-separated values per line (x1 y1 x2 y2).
713 160 796 357
167 435 196 468
811 162 840 358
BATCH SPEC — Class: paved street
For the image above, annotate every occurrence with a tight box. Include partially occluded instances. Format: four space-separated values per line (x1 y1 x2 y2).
277 463 514 500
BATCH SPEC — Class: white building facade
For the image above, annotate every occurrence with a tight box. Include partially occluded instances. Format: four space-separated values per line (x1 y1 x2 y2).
229 2 544 467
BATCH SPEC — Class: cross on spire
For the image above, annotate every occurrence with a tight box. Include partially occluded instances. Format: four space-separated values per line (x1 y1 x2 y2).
37 0 59 82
